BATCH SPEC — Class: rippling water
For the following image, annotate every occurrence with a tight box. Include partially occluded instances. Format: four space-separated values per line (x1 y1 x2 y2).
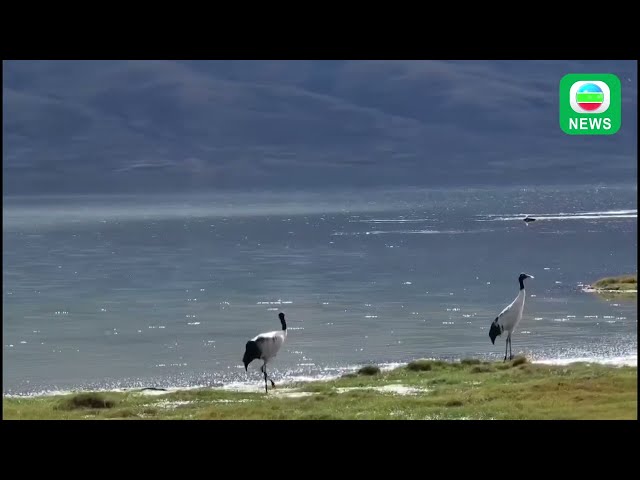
2 185 637 395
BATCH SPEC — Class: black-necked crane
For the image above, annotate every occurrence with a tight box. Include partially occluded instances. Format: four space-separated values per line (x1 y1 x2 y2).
242 312 288 393
489 273 534 361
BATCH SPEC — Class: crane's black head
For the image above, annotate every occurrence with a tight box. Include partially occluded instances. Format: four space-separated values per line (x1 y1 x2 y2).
489 320 501 345
243 340 261 371
518 273 534 290
278 312 287 330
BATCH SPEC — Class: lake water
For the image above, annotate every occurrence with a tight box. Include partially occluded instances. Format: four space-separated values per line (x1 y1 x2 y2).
2 185 637 395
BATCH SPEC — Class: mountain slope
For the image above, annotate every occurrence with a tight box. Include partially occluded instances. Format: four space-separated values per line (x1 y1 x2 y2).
3 60 637 193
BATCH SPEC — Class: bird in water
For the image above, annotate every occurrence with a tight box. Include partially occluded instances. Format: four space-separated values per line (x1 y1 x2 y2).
523 215 536 224
242 312 288 393
489 273 534 361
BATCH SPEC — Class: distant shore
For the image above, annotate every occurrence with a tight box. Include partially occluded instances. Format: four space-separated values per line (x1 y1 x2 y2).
582 274 637 297
4 358 636 420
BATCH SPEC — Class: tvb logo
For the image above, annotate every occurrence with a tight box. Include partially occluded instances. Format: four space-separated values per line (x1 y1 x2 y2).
559 74 621 135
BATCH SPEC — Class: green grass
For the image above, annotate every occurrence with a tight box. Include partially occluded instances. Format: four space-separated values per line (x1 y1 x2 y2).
589 274 637 301
4 358 636 420
592 274 637 291
593 275 636 289
57 392 118 410
357 365 381 376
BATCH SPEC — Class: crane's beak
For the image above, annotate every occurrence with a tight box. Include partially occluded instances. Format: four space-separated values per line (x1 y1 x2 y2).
528 274 535 279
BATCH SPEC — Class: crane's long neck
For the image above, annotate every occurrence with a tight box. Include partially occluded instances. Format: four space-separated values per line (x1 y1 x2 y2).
280 317 287 331
519 277 525 290
516 283 526 308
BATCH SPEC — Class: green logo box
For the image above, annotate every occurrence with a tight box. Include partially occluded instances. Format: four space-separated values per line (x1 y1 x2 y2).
559 73 621 135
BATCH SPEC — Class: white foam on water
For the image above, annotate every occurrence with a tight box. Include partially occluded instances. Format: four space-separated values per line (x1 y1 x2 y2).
3 384 204 399
4 389 72 399
333 229 465 236
137 389 172 396
578 209 637 215
478 211 637 222
533 354 637 367
379 362 406 371
352 218 433 223
218 382 263 393
219 367 351 393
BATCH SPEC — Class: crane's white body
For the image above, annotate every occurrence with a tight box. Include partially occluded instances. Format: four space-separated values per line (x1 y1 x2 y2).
250 329 287 364
495 287 526 335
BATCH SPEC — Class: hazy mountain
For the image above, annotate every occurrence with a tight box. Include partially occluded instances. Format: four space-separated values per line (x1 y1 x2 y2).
3 60 637 194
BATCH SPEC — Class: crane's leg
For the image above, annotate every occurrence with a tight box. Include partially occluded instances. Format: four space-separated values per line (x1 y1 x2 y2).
509 334 513 360
504 336 508 362
261 364 268 393
264 363 276 388
261 363 276 392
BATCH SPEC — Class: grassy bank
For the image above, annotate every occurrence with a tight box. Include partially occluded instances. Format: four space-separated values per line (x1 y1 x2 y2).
592 274 637 291
3 358 637 420
586 274 637 301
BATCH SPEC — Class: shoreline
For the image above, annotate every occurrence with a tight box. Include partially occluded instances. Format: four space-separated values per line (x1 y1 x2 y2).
582 287 638 294
4 353 636 400
4 357 636 420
